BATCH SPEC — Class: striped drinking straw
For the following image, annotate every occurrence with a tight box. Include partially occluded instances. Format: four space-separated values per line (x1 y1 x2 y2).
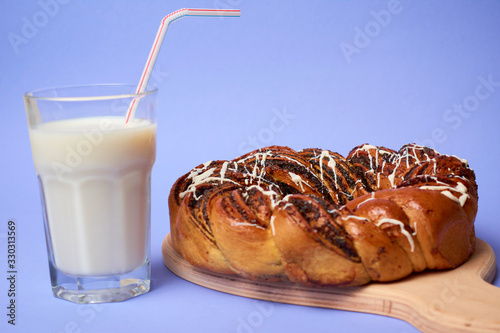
125 8 241 125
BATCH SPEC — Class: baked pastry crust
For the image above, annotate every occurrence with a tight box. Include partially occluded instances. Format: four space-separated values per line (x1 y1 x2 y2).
168 144 478 286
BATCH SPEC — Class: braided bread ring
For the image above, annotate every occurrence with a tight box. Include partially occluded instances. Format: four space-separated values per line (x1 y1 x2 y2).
168 144 477 286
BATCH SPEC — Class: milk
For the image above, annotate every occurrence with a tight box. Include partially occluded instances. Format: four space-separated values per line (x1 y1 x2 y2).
29 116 156 276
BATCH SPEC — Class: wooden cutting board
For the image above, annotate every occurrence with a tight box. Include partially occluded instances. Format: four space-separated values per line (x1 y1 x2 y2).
162 234 499 333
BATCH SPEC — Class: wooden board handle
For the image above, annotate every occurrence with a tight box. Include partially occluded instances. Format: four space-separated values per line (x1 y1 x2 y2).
162 235 499 333
363 238 500 332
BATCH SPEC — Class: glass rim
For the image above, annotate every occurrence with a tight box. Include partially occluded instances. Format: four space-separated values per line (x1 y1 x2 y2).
23 83 158 102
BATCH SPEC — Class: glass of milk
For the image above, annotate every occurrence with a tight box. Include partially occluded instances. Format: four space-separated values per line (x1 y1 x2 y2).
24 84 158 303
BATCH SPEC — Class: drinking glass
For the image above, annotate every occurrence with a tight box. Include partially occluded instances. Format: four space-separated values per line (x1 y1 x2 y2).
24 84 158 303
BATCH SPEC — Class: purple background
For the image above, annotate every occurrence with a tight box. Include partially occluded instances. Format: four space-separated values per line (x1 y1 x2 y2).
1 1 499 332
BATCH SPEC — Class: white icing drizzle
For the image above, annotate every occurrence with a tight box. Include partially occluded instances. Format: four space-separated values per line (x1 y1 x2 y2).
384 144 439 188
412 146 420 164
375 218 415 252
220 161 229 184
377 161 385 188
319 150 339 186
193 167 216 183
342 215 367 222
178 144 474 260
288 171 314 192
281 155 314 173
353 144 410 189
257 152 269 186
354 145 374 172
179 165 239 199
419 182 469 207
387 172 396 188
270 215 276 235
180 167 217 199
358 145 376 170
358 144 378 151
452 155 469 166
388 155 402 188
353 144 392 173
251 156 258 178
234 221 266 230
355 196 377 209
246 184 280 209
235 150 273 187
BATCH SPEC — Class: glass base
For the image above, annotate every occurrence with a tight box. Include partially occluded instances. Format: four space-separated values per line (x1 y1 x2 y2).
50 260 150 304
